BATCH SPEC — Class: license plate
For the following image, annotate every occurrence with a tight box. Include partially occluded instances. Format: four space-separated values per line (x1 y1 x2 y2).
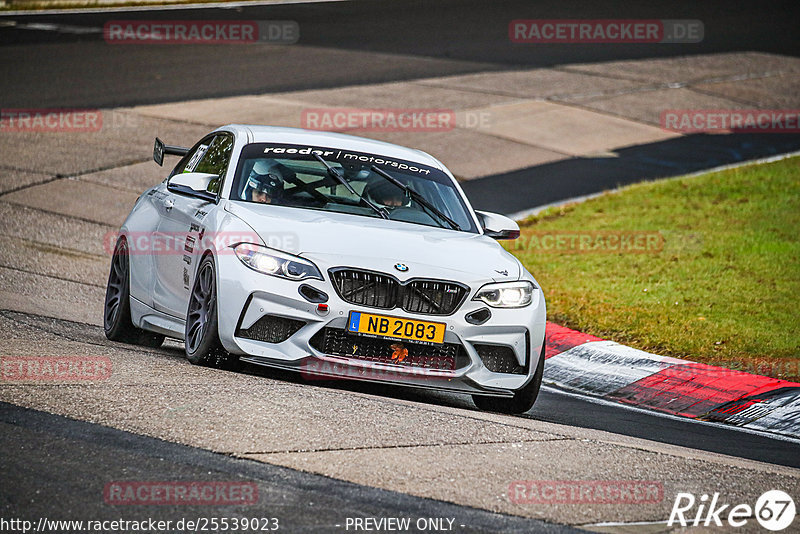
347 311 446 345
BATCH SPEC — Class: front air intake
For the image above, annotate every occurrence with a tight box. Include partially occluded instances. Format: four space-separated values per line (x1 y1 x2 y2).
236 315 305 343
474 343 527 375
309 327 471 371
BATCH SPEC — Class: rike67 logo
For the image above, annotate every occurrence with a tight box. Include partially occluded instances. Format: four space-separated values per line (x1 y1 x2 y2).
669 490 796 531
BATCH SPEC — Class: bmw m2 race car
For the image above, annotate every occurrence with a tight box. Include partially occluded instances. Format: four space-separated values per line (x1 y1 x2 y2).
104 125 546 413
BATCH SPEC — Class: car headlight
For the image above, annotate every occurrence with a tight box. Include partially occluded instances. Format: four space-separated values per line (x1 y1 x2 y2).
473 281 535 308
233 243 322 281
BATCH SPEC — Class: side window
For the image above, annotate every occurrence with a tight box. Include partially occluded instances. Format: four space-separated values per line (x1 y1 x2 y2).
170 136 213 177
195 135 234 194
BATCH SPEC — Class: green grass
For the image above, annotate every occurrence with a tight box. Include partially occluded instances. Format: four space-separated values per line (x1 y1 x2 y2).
506 156 800 381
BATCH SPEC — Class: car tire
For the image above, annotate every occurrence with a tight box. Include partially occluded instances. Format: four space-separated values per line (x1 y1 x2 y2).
185 255 238 370
104 238 165 348
472 340 545 415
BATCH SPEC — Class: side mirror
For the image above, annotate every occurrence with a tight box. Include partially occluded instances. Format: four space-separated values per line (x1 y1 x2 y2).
169 172 217 192
167 172 218 202
476 210 520 240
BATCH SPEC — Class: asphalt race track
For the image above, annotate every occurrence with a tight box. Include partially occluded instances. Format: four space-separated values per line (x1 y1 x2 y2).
0 401 577 533
0 0 799 108
1 1 799 532
3 0 800 212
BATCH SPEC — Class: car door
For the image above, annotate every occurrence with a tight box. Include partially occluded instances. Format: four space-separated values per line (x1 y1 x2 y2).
127 180 170 309
152 133 234 318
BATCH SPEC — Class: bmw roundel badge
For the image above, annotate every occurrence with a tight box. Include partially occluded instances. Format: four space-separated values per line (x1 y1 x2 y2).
394 263 409 272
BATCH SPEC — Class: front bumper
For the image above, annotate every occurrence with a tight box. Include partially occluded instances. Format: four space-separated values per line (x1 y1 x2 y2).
216 253 546 396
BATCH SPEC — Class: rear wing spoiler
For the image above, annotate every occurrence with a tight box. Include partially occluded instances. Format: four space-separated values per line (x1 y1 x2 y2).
153 137 189 166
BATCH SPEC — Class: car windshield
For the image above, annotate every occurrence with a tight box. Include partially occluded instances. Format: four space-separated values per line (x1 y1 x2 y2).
230 143 478 233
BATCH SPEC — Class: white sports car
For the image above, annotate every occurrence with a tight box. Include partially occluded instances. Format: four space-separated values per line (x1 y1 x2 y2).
104 125 546 413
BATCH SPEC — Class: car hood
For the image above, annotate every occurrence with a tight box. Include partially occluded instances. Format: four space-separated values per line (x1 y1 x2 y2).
225 202 520 282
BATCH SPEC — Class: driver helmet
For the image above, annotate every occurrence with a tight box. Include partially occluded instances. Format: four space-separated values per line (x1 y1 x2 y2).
363 180 408 208
244 160 284 202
